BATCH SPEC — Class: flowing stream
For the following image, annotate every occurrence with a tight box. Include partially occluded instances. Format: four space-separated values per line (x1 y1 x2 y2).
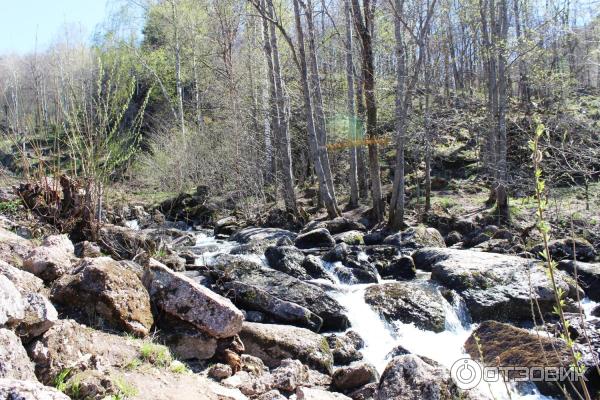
190 231 598 400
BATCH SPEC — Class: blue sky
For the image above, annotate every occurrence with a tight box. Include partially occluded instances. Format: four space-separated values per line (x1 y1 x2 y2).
0 0 109 54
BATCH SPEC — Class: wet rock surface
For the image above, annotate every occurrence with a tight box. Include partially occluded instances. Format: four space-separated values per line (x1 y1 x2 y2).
364 282 447 332
209 255 349 331
377 354 461 400
239 322 334 374
414 247 581 322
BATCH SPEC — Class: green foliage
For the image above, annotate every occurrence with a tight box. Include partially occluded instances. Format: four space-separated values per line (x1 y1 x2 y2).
0 199 21 214
139 342 172 367
53 368 72 392
169 360 189 374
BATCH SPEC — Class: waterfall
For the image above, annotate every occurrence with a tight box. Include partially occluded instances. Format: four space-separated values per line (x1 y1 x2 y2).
192 231 572 400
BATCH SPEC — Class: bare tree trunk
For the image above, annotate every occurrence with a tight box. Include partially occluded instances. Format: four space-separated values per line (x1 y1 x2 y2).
495 0 510 221
388 0 407 230
480 0 498 182
292 0 339 218
513 0 530 105
304 0 339 214
351 0 384 222
261 4 277 185
424 49 432 213
170 0 185 136
267 0 298 214
345 0 359 208
354 66 369 199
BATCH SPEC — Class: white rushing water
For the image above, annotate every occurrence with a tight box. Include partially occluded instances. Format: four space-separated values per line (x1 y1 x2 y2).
191 231 599 400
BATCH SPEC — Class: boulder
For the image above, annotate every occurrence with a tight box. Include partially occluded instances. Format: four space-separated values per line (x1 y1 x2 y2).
209 363 233 380
378 256 416 280
239 322 334 374
383 226 446 250
464 321 572 396
265 246 311 280
323 243 350 263
301 255 332 281
17 293 58 342
215 217 240 236
258 390 286 400
22 235 74 282
295 387 352 399
232 228 297 245
0 275 25 326
51 257 153 337
157 315 218 360
156 253 187 272
220 281 323 332
98 224 159 260
41 235 75 252
377 355 460 400
326 331 364 365
364 282 446 332
27 319 141 385
413 248 581 322
210 255 349 331
0 379 70 400
270 359 310 392
341 259 379 284
295 228 336 249
531 238 597 262
302 218 366 235
0 259 44 293
74 241 102 258
0 226 33 266
0 260 56 340
557 260 600 301
143 259 243 338
0 329 36 380
444 231 463 247
333 231 365 245
332 363 378 391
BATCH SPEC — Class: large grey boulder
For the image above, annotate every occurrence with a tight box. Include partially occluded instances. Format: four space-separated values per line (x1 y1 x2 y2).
22 235 74 282
232 227 297 245
532 238 597 262
295 228 336 249
210 255 349 331
377 355 461 400
302 218 366 235
143 259 243 338
0 260 57 340
0 379 70 400
51 257 154 337
0 275 25 326
364 282 446 332
27 319 141 385
220 281 323 332
413 248 581 322
239 322 334 374
264 246 311 280
0 227 33 267
383 226 446 250
326 331 364 365
0 329 36 380
464 321 574 396
295 387 351 399
332 363 378 391
557 260 600 301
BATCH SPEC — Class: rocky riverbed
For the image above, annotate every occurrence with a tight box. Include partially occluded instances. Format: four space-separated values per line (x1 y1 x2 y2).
1 208 599 399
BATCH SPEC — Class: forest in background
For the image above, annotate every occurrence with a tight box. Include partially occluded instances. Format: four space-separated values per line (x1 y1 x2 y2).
0 0 599 230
